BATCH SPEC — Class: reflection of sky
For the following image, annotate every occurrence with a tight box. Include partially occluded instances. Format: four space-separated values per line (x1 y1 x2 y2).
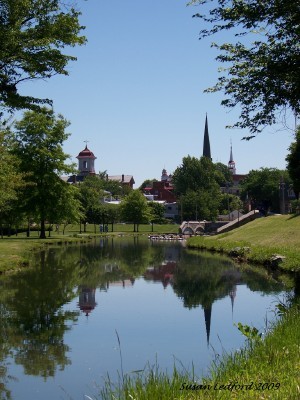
7 278 287 400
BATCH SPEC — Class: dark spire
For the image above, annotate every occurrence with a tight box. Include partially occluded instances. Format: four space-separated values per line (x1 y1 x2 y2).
204 304 212 347
203 114 211 159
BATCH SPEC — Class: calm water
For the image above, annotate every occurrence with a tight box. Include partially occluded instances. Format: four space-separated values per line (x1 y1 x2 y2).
0 237 293 400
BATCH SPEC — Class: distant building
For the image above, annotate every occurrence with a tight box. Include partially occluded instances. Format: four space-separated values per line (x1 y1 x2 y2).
143 168 176 203
108 174 135 189
63 144 135 188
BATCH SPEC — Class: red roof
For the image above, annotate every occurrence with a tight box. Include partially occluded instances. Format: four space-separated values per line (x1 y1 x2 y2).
76 145 96 158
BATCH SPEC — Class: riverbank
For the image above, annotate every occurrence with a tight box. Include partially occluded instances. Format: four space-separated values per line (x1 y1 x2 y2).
0 223 179 273
187 215 300 273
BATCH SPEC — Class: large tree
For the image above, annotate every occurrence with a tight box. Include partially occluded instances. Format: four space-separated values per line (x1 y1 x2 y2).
190 0 300 136
120 190 152 232
0 0 86 113
240 167 290 214
286 127 300 200
172 156 222 220
13 108 77 238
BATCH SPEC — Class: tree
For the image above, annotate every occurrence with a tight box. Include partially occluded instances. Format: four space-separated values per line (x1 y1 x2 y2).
286 127 300 199
79 175 106 229
50 184 82 235
240 167 290 214
148 201 165 231
0 0 86 113
172 156 221 220
13 108 77 238
219 193 244 215
0 130 24 237
139 178 158 191
214 162 233 187
190 0 300 135
120 190 152 232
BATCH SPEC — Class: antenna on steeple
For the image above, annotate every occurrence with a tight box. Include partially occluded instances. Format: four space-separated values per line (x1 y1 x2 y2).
229 139 234 162
84 140 89 149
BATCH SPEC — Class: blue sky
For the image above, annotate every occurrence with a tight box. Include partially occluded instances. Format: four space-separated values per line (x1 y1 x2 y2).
20 0 296 187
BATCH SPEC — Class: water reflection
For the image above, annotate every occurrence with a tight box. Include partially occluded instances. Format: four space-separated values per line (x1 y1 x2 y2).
0 238 296 400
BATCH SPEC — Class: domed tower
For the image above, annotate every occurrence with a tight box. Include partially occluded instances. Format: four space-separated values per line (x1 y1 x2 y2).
161 168 169 181
76 144 97 176
228 143 236 175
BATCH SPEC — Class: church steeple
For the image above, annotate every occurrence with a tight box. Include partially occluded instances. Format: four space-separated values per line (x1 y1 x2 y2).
203 114 212 159
228 142 236 175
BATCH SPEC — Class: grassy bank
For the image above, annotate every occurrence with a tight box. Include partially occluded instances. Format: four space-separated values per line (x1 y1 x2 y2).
99 301 300 400
188 215 300 272
0 223 179 273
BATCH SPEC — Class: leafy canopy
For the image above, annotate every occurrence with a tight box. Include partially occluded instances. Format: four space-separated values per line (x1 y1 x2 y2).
240 167 290 213
286 127 300 200
13 108 77 238
0 0 86 112
172 156 222 220
190 0 300 136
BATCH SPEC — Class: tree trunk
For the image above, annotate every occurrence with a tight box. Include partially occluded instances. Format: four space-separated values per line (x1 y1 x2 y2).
40 219 46 239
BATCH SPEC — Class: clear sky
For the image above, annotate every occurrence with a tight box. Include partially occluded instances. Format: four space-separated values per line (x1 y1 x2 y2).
20 0 296 187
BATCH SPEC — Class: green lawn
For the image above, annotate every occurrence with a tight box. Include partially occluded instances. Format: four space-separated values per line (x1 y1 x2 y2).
188 215 300 272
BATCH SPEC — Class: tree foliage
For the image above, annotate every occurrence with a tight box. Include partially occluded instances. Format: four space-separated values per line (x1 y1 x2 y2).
139 178 158 191
172 156 222 220
0 130 24 224
240 167 290 213
190 0 300 135
120 190 152 232
0 0 86 113
13 108 77 238
286 127 300 200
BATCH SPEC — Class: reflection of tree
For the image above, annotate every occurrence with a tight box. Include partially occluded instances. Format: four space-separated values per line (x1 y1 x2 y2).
171 250 286 345
76 237 166 288
173 251 236 309
173 250 286 309
1 249 81 378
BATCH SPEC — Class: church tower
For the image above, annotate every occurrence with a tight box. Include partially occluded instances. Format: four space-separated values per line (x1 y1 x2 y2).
228 143 236 175
76 143 97 176
203 114 212 160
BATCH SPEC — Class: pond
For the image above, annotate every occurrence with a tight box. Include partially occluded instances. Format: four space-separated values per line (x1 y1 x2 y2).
0 237 294 400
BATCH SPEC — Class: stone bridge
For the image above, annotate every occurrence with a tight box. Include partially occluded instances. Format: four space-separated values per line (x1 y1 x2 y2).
179 221 206 235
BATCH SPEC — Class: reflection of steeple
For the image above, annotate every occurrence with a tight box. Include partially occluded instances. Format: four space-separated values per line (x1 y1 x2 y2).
228 285 237 318
204 305 212 346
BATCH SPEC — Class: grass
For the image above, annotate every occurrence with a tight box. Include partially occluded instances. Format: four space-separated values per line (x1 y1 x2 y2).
98 300 300 400
187 215 300 272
